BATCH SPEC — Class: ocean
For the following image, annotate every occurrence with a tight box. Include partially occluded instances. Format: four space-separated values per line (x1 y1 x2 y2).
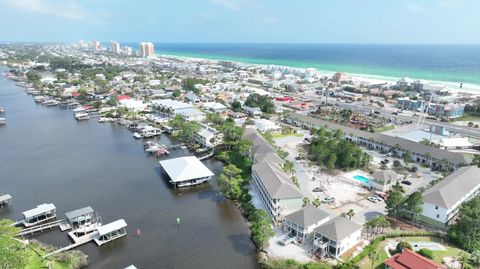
124 43 480 88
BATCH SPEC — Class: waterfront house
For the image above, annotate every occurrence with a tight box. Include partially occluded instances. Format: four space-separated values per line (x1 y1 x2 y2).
384 248 446 269
312 216 362 258
284 113 469 169
421 166 480 229
195 124 222 148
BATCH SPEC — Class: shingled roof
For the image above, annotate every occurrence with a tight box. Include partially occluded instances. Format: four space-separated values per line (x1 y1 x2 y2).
284 205 335 228
423 166 480 209
314 216 362 242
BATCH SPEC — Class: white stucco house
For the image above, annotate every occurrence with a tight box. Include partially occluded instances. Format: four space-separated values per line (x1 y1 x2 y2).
254 118 281 132
421 166 480 228
195 124 222 148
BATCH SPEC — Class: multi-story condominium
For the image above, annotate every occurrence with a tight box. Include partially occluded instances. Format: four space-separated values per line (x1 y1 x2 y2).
111 41 120 54
285 113 469 170
421 166 480 228
245 128 303 222
139 42 154 57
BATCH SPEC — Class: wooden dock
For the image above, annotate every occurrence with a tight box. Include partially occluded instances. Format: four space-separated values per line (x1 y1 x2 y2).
43 231 99 258
17 219 64 236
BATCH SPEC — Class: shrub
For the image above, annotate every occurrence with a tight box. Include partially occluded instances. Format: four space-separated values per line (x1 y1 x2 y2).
417 248 434 259
410 165 418 172
395 241 413 253
393 160 401 167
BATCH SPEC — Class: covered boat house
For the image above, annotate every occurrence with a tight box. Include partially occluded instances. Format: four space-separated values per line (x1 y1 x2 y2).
21 203 56 227
159 156 214 188
0 194 12 208
93 219 127 246
60 206 95 231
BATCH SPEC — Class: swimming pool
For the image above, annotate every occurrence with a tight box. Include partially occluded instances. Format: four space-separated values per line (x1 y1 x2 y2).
353 175 369 183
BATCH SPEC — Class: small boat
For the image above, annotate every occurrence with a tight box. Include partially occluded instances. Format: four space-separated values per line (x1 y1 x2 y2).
44 100 60 106
0 107 5 114
0 118 5 125
34 96 46 103
75 113 90 121
98 117 114 123
133 132 143 139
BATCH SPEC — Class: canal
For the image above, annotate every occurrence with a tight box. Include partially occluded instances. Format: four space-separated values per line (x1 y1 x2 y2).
0 72 258 269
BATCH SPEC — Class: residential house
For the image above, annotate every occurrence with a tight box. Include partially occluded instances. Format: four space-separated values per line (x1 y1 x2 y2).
283 205 335 244
254 118 281 132
370 170 399 192
384 248 446 269
195 124 222 148
313 216 362 258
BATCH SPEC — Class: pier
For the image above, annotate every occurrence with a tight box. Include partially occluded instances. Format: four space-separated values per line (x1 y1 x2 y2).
17 219 64 236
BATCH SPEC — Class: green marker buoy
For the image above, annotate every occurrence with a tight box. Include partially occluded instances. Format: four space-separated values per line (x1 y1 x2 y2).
176 218 180 226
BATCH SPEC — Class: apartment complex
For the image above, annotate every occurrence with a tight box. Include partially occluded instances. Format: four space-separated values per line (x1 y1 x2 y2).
245 128 303 222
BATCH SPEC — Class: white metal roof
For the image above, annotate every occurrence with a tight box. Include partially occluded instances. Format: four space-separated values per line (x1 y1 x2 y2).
0 194 12 203
159 156 214 183
22 203 56 219
97 219 127 236
124 266 138 269
65 206 94 220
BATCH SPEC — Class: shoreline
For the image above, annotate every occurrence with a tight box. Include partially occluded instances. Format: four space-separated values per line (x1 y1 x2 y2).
156 52 480 96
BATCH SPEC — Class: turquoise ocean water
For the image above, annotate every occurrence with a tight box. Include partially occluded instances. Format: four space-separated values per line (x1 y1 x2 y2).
124 43 480 88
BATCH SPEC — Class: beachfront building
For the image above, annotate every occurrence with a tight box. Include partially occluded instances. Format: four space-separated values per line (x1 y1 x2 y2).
139 42 154 57
111 41 120 54
312 216 363 258
396 97 425 112
245 128 303 222
254 118 281 132
421 166 480 229
159 156 214 188
384 248 446 269
282 205 335 244
428 103 465 119
195 124 222 148
284 113 469 170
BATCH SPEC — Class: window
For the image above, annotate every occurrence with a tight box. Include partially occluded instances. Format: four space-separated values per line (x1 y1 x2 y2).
436 214 440 219
435 205 438 210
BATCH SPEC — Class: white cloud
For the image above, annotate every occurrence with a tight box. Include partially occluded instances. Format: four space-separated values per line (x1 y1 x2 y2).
407 2 424 13
210 0 239 11
438 0 457 8
2 0 100 21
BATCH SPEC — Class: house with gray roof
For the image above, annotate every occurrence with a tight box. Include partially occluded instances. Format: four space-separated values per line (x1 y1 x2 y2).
246 127 303 222
370 170 399 192
421 166 480 228
313 216 363 258
283 205 335 244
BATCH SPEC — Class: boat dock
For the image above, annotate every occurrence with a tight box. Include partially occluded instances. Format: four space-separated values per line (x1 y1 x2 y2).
43 230 99 258
19 203 57 227
0 194 12 208
198 149 215 161
17 219 64 236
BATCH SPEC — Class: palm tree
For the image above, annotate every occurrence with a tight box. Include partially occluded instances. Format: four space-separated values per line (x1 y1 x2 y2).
368 248 380 269
302 197 310 207
346 209 355 220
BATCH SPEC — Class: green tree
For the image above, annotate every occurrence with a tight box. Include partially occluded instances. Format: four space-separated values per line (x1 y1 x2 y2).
231 99 242 112
0 219 28 269
405 191 423 227
172 89 181 98
217 164 243 200
417 248 434 259
396 241 413 253
448 196 480 252
106 96 117 106
244 93 275 113
346 209 355 220
472 155 480 168
302 197 310 207
26 70 41 82
312 198 321 208
385 182 405 225
250 210 274 250
367 247 380 269
403 150 413 163
205 112 225 126
282 160 295 175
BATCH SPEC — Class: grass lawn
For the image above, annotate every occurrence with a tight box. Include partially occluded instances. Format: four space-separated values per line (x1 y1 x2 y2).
25 243 85 269
359 236 467 269
373 125 395 133
271 133 304 139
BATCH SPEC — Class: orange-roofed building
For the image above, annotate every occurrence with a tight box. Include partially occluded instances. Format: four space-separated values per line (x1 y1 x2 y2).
384 248 446 269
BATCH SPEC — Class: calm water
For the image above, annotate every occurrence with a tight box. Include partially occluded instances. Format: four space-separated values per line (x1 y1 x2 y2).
0 73 258 269
125 43 480 86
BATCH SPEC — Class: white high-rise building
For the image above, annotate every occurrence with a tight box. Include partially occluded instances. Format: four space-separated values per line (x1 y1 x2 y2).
111 41 121 54
92 40 101 51
139 42 154 57
122 46 133 56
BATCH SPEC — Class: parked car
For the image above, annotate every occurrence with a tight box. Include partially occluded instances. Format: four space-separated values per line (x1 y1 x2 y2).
367 196 382 203
401 180 412 185
322 197 335 204
312 187 323 192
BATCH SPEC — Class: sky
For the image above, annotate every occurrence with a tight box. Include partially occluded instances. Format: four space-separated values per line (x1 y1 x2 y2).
0 0 479 44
